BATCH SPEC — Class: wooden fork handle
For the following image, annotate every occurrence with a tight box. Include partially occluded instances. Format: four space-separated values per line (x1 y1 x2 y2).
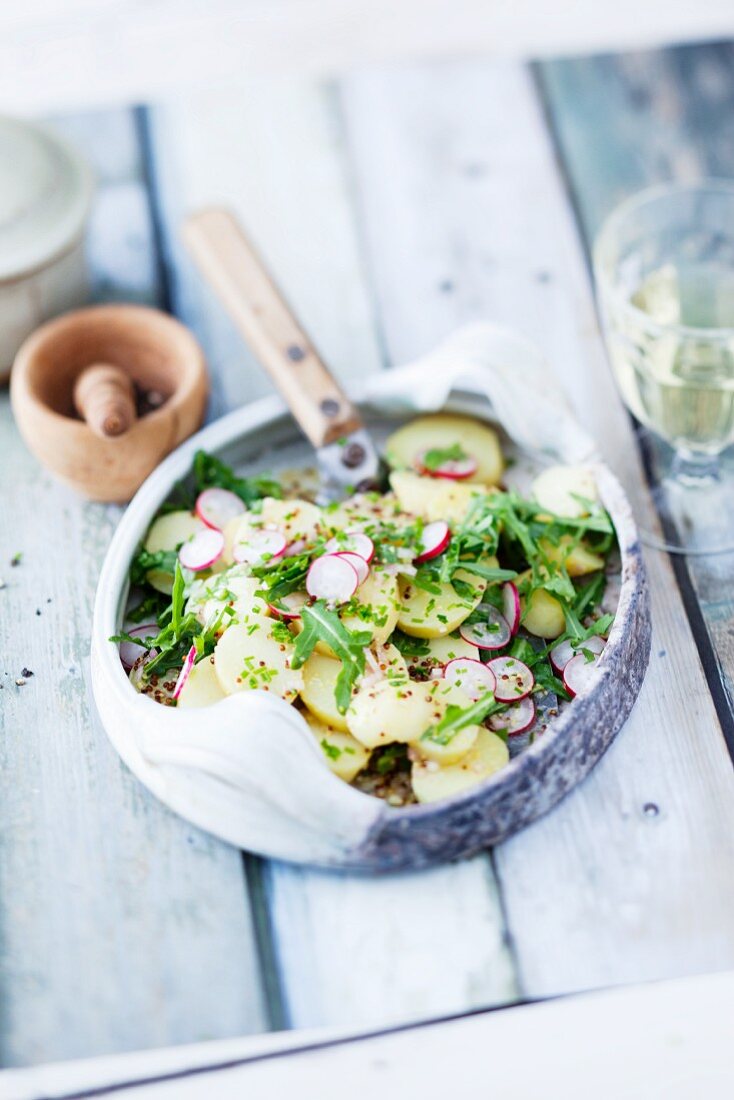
182 208 363 448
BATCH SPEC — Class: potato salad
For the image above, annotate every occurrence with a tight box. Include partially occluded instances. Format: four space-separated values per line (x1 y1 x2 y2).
115 415 616 805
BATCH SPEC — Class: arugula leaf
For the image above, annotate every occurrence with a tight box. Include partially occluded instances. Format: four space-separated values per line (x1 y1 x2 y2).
421 443 467 470
374 743 410 775
421 690 502 746
193 450 282 506
252 552 311 602
129 547 178 588
291 600 372 712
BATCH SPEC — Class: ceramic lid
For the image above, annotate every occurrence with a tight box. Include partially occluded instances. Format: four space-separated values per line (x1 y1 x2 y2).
0 116 94 282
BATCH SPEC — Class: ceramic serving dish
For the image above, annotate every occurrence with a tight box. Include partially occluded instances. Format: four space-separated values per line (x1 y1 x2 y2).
91 325 651 871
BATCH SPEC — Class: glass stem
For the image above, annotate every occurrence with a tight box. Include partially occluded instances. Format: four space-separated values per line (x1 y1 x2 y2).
670 449 721 487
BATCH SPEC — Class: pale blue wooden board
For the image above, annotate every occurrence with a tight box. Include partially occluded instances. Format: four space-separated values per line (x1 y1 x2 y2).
537 41 734 747
4 40 734 1068
0 108 268 1068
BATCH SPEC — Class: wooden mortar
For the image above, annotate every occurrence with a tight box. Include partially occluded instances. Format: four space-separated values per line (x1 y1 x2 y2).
10 304 209 502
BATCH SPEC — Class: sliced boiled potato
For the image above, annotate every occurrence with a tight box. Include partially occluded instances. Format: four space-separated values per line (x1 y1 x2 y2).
301 567 400 658
414 722 480 767
397 568 487 638
347 679 441 749
409 682 479 765
259 497 323 543
341 567 399 646
302 712 371 783
177 654 226 708
301 653 350 731
144 510 205 593
386 414 504 486
365 642 410 683
220 515 244 567
521 586 566 639
187 571 266 630
539 536 604 577
532 465 598 519
412 728 509 803
390 470 485 524
405 632 480 676
214 617 302 701
324 491 414 535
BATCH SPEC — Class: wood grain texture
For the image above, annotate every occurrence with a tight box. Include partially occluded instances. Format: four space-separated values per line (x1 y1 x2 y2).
182 208 362 446
537 41 734 727
144 85 384 420
340 58 734 996
143 82 518 1029
6 968 734 1099
0 109 268 1068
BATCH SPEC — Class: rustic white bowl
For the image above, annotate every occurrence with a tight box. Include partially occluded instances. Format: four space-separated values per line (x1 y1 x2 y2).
91 325 650 870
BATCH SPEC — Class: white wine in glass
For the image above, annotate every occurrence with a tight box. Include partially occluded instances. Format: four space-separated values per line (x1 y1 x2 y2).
594 182 734 554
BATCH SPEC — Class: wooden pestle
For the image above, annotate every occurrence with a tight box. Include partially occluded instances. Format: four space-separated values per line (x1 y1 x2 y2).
73 363 137 438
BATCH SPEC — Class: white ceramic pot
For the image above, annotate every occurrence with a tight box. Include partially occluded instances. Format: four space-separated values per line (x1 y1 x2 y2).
0 115 94 383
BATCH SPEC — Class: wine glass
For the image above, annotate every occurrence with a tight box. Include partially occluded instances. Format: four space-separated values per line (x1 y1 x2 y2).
594 180 734 554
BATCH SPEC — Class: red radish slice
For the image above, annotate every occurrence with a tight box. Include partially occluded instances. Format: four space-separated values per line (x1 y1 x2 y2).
119 624 158 671
488 697 536 736
460 607 511 651
195 487 245 531
416 450 478 480
173 645 197 700
550 634 605 675
443 658 496 701
179 528 225 571
233 529 287 567
306 554 359 603
336 551 370 585
284 539 308 558
487 656 534 702
414 521 451 564
564 651 602 698
268 591 309 621
502 582 521 636
325 532 375 563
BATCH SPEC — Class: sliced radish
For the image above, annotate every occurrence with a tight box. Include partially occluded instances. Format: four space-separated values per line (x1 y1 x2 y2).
268 591 309 621
487 656 534 702
306 554 359 603
488 697 536 737
233 529 287 567
459 607 511 651
179 528 225 571
173 645 197 700
502 582 521 636
443 658 496 701
325 531 374 563
336 551 370 585
119 624 158 671
550 634 605 675
195 487 245 531
414 521 451 564
564 651 602 698
416 450 478 480
284 539 308 558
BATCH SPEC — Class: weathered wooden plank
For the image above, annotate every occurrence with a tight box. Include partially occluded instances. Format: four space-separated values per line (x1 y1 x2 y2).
0 108 268 1068
6 968 734 1099
537 42 734 727
145 82 517 1029
340 58 734 996
2 0 733 116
